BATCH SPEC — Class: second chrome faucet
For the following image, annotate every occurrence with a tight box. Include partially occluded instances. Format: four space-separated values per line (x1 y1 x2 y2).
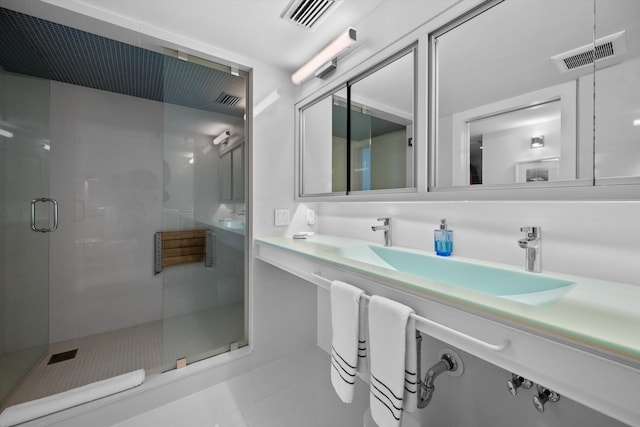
372 217 392 247
518 226 541 273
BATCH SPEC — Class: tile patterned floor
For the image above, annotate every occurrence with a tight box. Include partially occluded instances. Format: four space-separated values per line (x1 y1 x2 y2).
1 303 244 412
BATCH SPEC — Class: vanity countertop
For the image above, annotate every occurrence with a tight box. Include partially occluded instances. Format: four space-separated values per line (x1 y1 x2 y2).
256 234 640 366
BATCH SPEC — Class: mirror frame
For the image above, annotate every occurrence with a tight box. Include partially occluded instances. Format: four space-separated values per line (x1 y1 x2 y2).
294 0 640 202
428 0 594 193
426 0 640 200
296 44 418 200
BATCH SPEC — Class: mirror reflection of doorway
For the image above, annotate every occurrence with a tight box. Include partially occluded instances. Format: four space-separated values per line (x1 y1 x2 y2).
470 137 483 185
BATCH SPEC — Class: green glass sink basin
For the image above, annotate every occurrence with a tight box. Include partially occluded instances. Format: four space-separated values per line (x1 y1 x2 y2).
326 244 575 306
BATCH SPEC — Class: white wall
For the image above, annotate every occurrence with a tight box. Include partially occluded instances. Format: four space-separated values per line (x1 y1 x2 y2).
50 82 164 342
301 96 333 195
482 119 561 185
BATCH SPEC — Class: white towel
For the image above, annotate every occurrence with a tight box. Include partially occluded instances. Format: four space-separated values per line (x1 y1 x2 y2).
0 369 145 427
330 280 364 403
368 296 415 427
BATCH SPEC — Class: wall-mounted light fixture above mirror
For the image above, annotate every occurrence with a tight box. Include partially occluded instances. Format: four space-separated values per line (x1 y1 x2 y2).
291 27 357 85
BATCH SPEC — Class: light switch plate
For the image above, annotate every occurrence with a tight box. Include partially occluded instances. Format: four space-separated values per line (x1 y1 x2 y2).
274 208 290 226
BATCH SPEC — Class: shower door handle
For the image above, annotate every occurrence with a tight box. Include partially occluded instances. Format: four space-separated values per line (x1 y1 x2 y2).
31 197 58 233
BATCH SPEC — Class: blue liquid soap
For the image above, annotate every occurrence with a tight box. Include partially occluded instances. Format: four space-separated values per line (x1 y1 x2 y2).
434 219 453 256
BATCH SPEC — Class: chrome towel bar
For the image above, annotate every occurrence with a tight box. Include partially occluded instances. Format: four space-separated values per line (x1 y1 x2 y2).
311 272 510 352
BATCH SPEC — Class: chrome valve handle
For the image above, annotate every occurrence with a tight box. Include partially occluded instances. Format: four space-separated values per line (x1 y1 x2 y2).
533 384 560 412
506 373 533 397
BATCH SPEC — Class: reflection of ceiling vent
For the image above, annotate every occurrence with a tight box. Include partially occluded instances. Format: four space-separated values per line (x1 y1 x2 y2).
280 0 340 29
551 30 627 73
216 93 242 106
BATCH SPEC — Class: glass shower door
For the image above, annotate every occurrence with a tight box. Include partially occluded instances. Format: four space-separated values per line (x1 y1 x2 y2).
0 70 51 406
159 53 247 370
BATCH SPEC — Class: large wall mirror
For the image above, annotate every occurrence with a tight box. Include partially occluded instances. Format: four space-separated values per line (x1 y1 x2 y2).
431 0 594 190
431 0 640 192
298 46 415 197
594 0 640 183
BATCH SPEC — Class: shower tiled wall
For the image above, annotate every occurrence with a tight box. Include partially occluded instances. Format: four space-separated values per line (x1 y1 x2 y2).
49 81 244 343
50 82 164 343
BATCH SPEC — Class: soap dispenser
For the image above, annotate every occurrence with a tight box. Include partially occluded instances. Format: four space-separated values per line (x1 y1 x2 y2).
434 218 453 256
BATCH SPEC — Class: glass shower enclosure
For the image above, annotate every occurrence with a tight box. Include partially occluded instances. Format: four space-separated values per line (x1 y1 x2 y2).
0 69 51 405
0 6 248 409
159 52 248 369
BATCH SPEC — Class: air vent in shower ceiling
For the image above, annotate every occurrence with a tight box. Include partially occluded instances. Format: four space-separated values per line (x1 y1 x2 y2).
216 93 242 106
551 30 627 73
280 0 340 29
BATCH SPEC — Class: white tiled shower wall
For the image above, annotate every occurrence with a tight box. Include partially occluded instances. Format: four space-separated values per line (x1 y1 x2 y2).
49 81 245 343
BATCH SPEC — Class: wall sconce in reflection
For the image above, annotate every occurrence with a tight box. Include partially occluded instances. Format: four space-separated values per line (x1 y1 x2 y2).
531 136 545 149
203 130 231 154
213 130 230 145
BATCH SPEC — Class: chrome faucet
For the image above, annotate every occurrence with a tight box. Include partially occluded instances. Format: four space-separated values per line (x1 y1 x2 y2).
518 226 541 273
372 217 392 247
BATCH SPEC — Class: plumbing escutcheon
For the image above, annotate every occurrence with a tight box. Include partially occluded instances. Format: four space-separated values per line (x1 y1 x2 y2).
437 348 464 377
533 385 560 413
506 373 533 396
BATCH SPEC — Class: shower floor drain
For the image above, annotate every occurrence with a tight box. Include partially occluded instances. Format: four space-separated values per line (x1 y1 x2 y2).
48 349 78 365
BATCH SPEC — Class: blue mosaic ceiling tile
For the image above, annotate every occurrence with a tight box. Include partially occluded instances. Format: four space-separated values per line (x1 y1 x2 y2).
0 7 245 117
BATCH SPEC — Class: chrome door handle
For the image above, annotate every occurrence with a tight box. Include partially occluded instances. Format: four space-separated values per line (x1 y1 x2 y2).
30 197 58 233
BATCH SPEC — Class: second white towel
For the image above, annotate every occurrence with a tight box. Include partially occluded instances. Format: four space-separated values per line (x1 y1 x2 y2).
330 280 365 403
368 296 416 427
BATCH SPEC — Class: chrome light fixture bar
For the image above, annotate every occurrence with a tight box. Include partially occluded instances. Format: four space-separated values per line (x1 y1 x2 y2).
291 27 356 85
213 130 230 145
203 130 231 154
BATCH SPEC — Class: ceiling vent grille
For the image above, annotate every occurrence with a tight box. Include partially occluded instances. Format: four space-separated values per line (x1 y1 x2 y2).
551 30 627 73
281 0 339 29
563 41 614 70
216 93 242 106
